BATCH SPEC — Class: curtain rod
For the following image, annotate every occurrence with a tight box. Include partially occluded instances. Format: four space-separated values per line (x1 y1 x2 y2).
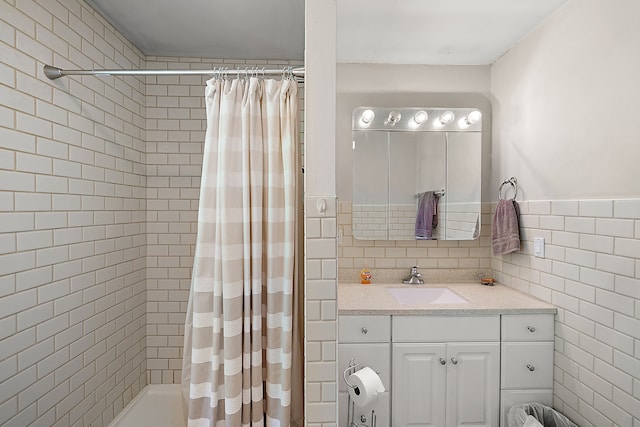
43 65 305 80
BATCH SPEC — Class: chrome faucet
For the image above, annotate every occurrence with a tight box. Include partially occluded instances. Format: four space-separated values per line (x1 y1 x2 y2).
403 266 424 285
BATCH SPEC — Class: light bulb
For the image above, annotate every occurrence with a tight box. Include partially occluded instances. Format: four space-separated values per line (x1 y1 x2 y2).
413 110 428 124
439 111 454 125
385 111 401 126
465 110 481 125
361 109 375 124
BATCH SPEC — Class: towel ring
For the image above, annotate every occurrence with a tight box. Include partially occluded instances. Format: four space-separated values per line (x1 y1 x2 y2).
498 177 518 200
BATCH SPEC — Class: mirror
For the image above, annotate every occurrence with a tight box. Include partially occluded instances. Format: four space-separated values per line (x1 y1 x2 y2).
352 107 482 240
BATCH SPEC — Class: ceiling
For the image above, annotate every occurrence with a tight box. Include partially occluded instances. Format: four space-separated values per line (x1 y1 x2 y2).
86 0 567 65
85 0 305 60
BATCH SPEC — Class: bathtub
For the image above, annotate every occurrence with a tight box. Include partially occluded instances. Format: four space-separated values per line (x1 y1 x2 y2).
108 385 186 427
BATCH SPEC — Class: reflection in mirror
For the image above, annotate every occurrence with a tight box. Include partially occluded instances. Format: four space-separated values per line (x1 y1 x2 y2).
352 107 482 241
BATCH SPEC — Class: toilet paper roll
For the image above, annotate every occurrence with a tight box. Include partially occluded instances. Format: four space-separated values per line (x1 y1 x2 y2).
347 367 386 407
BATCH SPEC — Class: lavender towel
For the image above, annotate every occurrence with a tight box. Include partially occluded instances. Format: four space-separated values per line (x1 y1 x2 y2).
415 191 438 240
492 198 521 255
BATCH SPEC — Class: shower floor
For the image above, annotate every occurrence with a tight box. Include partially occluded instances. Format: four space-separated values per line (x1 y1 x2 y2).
108 385 185 427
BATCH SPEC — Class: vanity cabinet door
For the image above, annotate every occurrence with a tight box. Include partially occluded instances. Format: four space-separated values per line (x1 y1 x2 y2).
446 342 500 427
392 343 446 427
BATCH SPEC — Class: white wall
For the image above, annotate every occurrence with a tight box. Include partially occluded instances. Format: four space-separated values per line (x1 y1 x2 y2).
304 1 339 426
492 1 640 425
491 0 640 200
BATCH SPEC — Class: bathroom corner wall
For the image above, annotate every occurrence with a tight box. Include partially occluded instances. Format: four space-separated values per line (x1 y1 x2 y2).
0 1 147 426
492 199 640 426
491 0 640 425
143 56 305 385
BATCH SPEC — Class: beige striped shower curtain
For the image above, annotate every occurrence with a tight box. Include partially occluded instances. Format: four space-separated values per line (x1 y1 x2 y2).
182 76 302 427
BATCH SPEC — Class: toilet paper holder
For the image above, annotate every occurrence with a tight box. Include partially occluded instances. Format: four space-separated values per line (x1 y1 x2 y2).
343 359 378 427
343 359 361 390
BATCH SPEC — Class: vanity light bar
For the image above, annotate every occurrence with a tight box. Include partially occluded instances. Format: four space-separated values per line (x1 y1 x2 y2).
353 107 482 132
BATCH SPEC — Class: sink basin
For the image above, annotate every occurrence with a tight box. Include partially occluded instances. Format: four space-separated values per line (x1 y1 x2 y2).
388 287 469 305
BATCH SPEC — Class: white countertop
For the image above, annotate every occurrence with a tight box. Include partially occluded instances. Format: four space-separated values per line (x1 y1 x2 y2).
338 282 557 315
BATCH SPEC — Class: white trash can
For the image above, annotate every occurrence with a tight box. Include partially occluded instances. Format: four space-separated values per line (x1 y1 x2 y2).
507 403 578 427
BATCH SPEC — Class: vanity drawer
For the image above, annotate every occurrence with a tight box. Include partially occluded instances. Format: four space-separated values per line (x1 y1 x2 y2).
501 342 554 389
393 315 500 342
339 315 391 343
338 343 390 392
502 314 554 341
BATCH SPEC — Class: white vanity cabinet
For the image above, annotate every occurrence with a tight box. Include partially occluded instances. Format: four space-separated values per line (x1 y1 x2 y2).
338 315 391 427
500 314 555 427
392 316 501 427
337 311 556 427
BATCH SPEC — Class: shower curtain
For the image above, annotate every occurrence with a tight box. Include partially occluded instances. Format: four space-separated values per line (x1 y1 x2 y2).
182 75 302 427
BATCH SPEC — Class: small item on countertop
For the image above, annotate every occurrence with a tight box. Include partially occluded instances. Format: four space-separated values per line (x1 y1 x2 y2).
360 267 372 285
480 277 495 286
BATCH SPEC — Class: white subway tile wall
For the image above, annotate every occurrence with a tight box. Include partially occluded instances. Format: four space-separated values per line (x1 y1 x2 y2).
1 1 147 426
2 0 309 425
305 196 338 427
493 199 640 427
143 56 304 385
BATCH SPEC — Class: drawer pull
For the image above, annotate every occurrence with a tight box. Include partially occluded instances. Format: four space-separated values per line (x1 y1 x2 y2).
527 364 535 372
439 358 446 365
527 326 536 333
361 327 368 335
451 357 458 365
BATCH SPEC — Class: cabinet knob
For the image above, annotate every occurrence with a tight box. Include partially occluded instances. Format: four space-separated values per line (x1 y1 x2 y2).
450 357 458 365
360 415 367 423
527 364 535 372
439 358 446 365
361 327 368 335
527 326 536 333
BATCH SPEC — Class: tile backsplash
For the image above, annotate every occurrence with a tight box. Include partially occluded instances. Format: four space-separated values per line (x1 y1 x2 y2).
338 200 492 283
